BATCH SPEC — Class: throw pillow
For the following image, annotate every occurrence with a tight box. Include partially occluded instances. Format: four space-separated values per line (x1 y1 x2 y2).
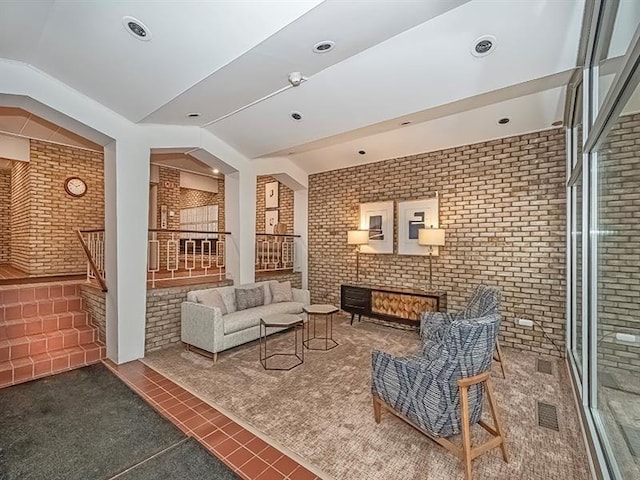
270 281 293 303
196 290 227 315
235 286 265 311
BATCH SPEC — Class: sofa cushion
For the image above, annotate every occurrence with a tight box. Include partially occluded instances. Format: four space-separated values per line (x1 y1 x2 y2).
270 281 293 303
196 289 227 315
223 302 305 335
236 286 264 311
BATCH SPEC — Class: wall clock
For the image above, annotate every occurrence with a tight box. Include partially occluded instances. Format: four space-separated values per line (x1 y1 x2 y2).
64 177 88 198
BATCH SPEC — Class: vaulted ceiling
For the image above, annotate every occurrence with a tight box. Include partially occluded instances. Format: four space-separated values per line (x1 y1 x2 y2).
0 0 586 173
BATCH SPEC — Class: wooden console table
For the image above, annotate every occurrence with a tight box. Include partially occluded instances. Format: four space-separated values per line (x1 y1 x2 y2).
340 284 447 327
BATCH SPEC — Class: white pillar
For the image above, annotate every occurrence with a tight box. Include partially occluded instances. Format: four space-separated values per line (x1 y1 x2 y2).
294 189 308 289
104 140 150 364
224 170 256 285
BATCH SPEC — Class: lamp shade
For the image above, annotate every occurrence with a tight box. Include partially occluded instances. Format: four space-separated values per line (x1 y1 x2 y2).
418 228 445 246
347 230 369 245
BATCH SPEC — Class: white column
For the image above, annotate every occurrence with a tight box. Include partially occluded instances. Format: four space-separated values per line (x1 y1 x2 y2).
294 189 308 289
224 170 256 285
104 140 150 364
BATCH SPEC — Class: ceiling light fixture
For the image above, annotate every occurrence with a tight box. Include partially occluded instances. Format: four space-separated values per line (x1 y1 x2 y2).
290 111 303 121
186 113 200 118
123 16 151 41
212 168 219 174
498 117 510 125
313 41 335 53
471 35 496 57
358 150 366 155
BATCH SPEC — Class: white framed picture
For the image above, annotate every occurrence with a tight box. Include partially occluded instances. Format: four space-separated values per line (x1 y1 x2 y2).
265 210 279 234
265 181 279 209
359 201 394 254
397 198 439 255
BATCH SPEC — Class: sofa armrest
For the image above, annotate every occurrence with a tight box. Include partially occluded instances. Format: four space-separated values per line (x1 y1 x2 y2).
181 302 224 353
292 288 310 306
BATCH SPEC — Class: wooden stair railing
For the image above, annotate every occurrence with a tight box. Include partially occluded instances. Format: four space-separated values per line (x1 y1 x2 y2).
76 229 107 292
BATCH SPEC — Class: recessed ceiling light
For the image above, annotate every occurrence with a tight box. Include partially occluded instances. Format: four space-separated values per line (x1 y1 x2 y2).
313 41 335 53
498 117 510 125
471 35 496 57
358 150 366 155
123 16 151 41
186 112 200 118
290 111 303 121
552 120 563 126
212 168 219 174
401 121 412 126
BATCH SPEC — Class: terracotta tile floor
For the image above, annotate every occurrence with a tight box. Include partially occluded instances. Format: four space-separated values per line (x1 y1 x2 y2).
104 359 321 480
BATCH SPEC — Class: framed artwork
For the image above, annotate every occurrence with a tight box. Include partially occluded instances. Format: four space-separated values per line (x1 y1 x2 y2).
265 210 279 234
359 201 394 254
397 197 439 255
265 181 279 209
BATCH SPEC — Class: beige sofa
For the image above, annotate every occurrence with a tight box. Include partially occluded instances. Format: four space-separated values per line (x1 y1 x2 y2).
181 280 310 361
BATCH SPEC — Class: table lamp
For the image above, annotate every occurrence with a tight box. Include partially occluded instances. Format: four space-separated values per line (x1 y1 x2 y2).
418 227 445 291
347 230 369 282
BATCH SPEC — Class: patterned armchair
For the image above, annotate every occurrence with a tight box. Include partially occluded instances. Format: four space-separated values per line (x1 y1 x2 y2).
421 284 506 377
371 313 508 480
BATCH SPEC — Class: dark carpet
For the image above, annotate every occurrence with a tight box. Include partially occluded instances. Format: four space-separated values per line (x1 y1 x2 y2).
116 438 239 480
0 364 238 480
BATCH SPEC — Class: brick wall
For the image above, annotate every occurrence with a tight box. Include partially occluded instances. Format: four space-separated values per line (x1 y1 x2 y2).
0 169 11 263
78 284 106 343
9 160 32 272
596 112 640 372
9 140 104 275
145 280 233 352
309 129 567 357
255 271 302 289
256 175 293 233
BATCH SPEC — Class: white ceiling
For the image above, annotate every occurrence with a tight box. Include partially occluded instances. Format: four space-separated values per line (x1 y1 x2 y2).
0 0 586 174
0 106 103 151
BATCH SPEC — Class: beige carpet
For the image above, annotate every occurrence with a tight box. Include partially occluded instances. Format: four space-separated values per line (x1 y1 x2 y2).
143 316 590 480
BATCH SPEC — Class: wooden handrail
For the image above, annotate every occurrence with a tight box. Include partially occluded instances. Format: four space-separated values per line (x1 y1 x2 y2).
256 232 301 238
75 229 108 293
148 228 231 235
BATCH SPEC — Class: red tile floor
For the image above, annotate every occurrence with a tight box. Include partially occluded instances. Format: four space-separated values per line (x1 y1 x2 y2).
104 359 321 480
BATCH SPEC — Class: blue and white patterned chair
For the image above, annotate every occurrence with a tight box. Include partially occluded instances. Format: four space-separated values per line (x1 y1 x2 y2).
421 284 507 378
371 313 508 480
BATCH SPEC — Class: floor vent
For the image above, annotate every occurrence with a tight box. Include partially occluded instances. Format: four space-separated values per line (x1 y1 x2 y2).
536 358 553 375
537 402 560 431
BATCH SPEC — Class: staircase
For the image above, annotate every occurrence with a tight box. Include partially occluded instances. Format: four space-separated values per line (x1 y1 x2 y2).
0 282 105 388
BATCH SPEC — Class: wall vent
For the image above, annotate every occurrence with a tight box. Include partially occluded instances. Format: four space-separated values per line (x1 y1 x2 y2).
537 402 559 431
536 358 553 375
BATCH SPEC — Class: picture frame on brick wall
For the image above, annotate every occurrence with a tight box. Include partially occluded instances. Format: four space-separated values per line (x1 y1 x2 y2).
397 197 439 255
265 210 279 234
265 181 279 208
359 201 394 254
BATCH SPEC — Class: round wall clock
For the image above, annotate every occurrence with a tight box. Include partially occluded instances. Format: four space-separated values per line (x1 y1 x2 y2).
64 177 88 198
